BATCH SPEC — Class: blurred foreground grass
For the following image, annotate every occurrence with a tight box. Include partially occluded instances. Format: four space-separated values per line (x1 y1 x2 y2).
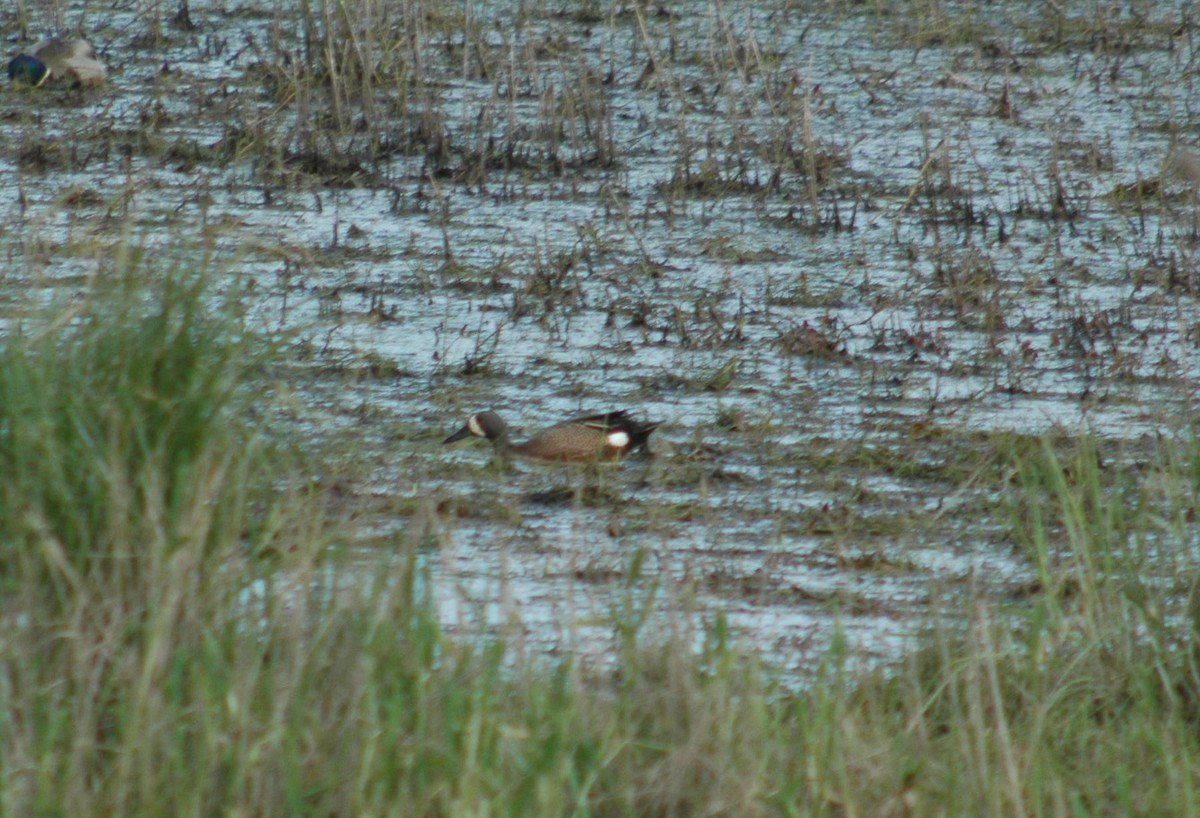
2 263 1200 817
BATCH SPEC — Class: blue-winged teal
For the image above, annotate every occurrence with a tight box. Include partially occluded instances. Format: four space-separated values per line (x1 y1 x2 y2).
443 410 661 463
8 39 106 87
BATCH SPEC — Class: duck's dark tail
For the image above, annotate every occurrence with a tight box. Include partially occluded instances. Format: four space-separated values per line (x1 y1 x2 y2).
590 410 661 454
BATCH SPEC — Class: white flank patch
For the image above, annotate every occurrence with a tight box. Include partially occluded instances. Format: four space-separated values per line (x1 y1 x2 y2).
607 430 630 449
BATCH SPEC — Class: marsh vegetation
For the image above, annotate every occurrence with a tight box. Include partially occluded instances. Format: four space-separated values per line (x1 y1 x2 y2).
4 0 1200 813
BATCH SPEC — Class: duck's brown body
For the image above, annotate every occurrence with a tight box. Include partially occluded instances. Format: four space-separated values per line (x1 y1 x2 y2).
444 410 660 463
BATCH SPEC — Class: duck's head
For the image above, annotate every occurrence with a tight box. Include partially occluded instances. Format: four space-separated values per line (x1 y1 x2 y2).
443 411 508 444
7 54 50 87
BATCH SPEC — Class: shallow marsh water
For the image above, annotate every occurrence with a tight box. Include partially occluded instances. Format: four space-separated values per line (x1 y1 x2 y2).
4 0 1199 674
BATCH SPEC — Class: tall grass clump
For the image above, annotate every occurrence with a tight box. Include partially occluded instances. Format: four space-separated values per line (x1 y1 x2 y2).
0 257 303 814
827 433 1200 815
0 263 271 611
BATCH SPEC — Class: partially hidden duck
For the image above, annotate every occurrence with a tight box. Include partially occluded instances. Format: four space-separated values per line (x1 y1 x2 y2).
8 38 106 87
444 410 662 463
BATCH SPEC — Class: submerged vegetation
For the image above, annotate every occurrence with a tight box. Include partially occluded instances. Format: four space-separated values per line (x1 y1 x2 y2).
3 0 1200 813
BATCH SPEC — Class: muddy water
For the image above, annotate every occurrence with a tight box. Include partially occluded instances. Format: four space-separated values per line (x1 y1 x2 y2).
3 1 1197 674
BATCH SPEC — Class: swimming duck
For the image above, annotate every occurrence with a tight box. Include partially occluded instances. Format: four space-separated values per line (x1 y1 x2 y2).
8 38 106 87
443 410 661 463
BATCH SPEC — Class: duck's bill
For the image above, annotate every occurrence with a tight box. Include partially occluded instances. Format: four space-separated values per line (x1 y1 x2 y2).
443 424 474 444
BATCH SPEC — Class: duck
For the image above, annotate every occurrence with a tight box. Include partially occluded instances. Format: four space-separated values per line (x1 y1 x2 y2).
8 38 106 87
443 410 661 463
